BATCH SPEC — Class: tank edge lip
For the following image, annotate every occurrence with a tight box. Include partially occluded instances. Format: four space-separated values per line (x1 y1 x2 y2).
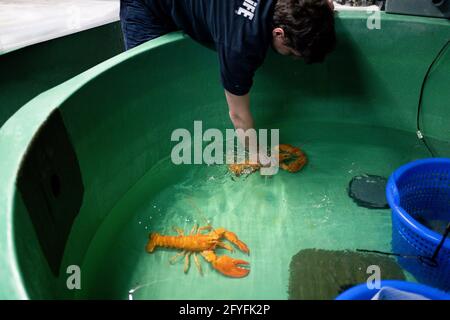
336 10 450 27
0 31 186 300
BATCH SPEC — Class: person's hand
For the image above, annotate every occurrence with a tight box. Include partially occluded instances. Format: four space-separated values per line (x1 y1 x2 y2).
258 151 272 168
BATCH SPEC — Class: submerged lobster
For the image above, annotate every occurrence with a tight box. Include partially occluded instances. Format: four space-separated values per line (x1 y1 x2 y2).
276 144 307 173
228 144 307 176
228 160 261 177
146 224 250 278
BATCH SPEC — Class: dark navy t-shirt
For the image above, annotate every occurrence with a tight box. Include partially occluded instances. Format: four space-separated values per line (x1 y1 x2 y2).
146 0 275 96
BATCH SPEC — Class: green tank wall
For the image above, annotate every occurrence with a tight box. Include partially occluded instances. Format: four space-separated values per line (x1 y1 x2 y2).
0 22 124 127
0 12 449 299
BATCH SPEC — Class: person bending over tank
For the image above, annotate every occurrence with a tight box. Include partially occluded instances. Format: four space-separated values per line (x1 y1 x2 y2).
120 0 336 164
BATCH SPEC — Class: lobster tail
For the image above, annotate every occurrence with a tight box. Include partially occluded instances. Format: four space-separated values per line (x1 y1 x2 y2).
146 233 159 253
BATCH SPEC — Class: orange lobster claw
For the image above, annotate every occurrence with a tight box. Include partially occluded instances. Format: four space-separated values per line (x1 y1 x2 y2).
212 255 250 278
214 228 250 254
275 144 307 173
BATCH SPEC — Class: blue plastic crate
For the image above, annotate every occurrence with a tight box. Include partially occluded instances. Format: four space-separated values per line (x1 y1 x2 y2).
336 280 450 300
386 158 450 291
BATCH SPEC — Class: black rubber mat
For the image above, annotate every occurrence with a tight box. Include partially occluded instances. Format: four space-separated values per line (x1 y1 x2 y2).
288 249 406 300
348 174 389 209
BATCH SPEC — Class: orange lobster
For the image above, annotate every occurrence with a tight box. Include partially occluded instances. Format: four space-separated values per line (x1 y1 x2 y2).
146 224 250 278
276 144 307 173
228 160 261 177
228 144 307 175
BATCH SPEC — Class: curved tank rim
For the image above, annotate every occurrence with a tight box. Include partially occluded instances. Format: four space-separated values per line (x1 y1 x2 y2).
0 12 448 299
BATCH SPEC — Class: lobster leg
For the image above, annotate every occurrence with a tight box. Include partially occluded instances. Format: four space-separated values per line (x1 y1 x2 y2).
197 225 212 234
170 250 186 264
173 227 184 236
193 253 203 275
214 228 250 254
190 224 198 235
184 252 192 273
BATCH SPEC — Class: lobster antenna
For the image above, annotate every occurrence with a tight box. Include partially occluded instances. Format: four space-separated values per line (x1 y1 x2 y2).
184 195 214 231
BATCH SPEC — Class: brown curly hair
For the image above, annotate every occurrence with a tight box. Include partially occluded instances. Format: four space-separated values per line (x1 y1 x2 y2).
272 0 336 63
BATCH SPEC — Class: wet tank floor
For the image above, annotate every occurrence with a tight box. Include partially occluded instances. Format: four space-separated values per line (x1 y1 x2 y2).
77 121 443 299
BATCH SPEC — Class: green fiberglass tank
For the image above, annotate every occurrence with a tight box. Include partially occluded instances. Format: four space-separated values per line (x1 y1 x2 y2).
0 12 449 299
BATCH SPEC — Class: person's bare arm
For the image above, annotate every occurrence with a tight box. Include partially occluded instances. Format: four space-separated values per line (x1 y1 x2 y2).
224 90 253 131
224 90 257 161
224 90 271 166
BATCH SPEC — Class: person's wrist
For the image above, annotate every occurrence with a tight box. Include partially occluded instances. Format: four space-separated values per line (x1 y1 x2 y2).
258 150 271 167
